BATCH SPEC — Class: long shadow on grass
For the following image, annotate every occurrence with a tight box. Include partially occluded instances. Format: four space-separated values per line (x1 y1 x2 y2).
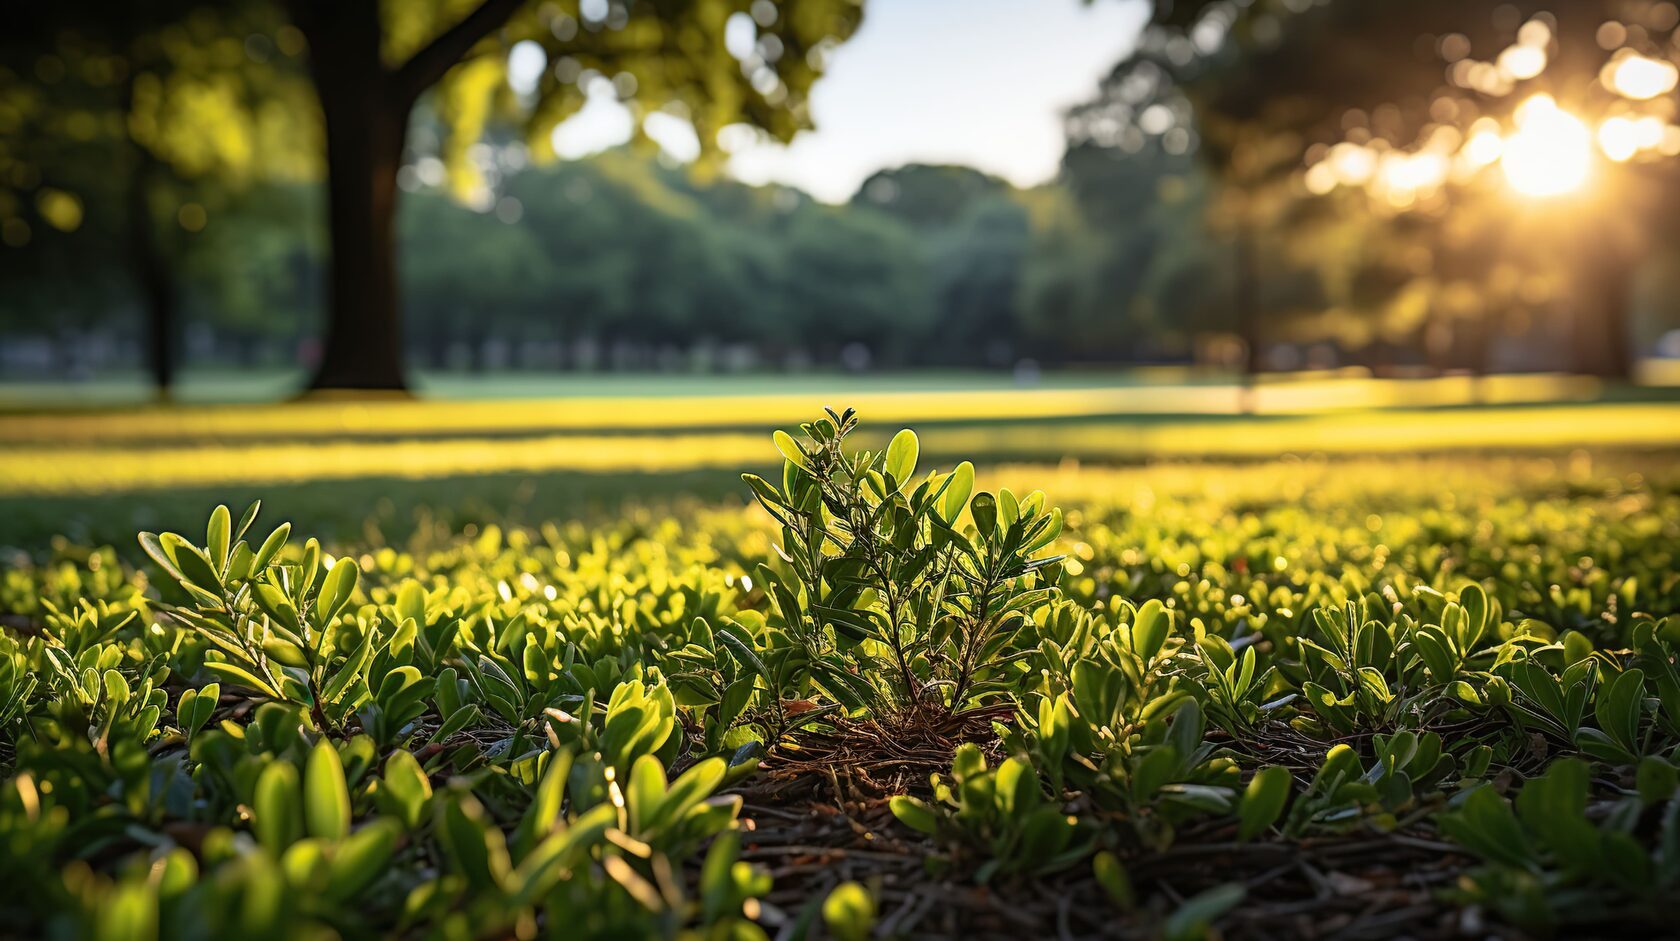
0 468 754 553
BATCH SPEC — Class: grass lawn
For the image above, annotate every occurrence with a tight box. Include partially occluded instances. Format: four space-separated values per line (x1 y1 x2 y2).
2 392 1676 497
2 377 1675 547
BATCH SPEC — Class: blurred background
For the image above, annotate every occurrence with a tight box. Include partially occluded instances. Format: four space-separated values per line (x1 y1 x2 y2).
4 0 1680 544
9 0 1680 398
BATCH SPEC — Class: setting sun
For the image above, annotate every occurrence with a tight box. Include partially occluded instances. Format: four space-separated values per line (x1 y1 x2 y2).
1501 95 1593 196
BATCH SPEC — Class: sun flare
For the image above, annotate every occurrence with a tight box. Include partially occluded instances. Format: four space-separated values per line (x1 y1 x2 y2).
1501 95 1593 197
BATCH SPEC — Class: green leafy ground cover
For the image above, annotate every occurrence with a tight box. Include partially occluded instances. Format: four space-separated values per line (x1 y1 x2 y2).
2 411 1678 939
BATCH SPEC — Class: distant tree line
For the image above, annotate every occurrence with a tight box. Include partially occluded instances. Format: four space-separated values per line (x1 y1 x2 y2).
2 144 1244 377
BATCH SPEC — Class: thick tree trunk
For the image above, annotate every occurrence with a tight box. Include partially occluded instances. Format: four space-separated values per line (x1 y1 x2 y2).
299 3 409 392
289 1 408 392
287 0 524 394
311 98 409 391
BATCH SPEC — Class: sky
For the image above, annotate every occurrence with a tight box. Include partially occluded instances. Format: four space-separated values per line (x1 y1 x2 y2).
541 0 1151 203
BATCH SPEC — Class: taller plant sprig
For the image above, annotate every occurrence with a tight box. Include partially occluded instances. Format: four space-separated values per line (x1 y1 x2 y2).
742 409 1065 726
140 502 362 732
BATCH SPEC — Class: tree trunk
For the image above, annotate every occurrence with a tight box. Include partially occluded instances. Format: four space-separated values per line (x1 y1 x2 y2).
123 84 177 399
312 104 408 391
294 2 409 392
313 87 408 387
287 0 525 394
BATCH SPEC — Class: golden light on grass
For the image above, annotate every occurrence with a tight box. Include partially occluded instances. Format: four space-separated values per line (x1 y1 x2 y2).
1501 95 1593 197
4 387 1668 498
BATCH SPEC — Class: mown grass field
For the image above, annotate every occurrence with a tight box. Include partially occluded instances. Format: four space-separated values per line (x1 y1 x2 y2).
2 386 1678 939
3 375 1676 548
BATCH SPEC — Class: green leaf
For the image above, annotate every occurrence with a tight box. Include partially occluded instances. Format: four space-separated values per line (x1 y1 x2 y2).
96 883 157 941
253 760 303 850
889 795 939 834
514 748 573 854
1411 627 1456 682
262 636 309 669
823 882 876 941
315 557 360 629
938 460 975 524
1594 667 1646 753
1514 758 1598 870
202 660 281 699
1459 582 1489 646
234 500 261 542
970 491 998 536
773 429 809 470
325 817 399 901
716 624 772 687
1132 599 1169 661
206 504 231 569
811 603 879 643
168 537 225 598
440 794 512 891
178 683 218 739
653 756 726 831
304 740 351 841
1238 766 1292 841
394 580 426 627
1023 506 1063 553
741 472 789 511
1636 756 1678 805
137 531 187 584
381 749 433 830
253 581 302 634
1439 785 1532 869
625 754 668 835
884 428 919 487
1164 883 1245 941
1092 851 1134 910
320 628 376 706
507 804 613 906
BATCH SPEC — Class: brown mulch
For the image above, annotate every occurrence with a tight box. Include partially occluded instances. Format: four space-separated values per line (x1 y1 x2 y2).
726 715 1501 941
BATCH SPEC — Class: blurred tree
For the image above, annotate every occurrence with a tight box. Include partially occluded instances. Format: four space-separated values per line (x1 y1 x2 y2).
1124 0 1680 378
853 164 1011 228
1016 187 1109 363
0 3 312 395
400 189 548 369
1046 131 1234 364
280 0 867 391
775 202 934 364
853 166 1029 364
181 183 322 365
388 150 957 372
924 196 1032 365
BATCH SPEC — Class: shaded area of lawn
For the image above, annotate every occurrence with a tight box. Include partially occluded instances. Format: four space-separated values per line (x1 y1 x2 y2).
0 468 751 551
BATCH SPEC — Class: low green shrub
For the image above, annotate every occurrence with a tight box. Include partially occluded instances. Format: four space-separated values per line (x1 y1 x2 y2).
0 418 1677 937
